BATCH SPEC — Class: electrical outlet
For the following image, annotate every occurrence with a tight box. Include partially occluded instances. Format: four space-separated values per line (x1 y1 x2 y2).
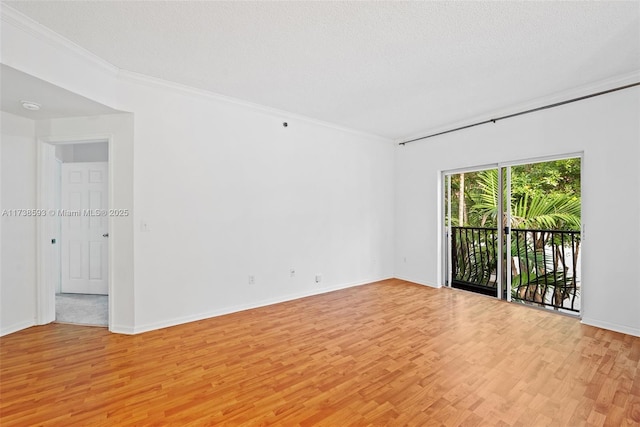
315 274 322 283
290 269 296 278
248 275 255 285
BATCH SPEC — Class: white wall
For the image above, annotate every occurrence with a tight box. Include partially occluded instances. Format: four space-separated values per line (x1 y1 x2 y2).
395 87 640 336
0 112 37 335
33 72 394 336
4 5 637 338
118 77 395 332
36 114 135 332
2 6 395 335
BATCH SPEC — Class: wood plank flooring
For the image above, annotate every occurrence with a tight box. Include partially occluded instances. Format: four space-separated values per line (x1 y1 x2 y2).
1 279 639 426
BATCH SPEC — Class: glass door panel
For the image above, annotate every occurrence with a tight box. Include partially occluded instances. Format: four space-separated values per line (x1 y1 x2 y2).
444 157 581 315
444 168 501 297
507 158 581 314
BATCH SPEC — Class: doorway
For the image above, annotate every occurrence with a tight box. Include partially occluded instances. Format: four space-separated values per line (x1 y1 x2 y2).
37 139 111 327
443 155 582 315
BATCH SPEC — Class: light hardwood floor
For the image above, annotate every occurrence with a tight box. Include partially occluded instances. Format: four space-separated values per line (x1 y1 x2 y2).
1 279 639 426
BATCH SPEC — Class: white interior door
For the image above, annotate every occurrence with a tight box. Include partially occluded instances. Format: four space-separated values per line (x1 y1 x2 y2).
61 162 108 294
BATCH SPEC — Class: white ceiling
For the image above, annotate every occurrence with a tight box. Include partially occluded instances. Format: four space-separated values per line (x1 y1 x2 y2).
4 1 639 140
1 64 119 120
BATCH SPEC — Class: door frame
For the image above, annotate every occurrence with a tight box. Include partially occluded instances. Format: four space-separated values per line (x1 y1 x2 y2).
440 152 584 310
36 134 114 330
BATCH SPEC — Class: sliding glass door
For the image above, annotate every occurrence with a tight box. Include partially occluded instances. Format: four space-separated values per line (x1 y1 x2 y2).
443 156 581 314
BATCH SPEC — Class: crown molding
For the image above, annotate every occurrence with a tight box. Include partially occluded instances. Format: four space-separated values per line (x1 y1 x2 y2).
117 69 393 143
397 69 640 144
1 3 391 143
1 4 119 74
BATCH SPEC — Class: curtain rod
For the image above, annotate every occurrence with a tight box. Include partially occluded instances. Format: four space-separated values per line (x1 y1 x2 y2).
399 81 640 146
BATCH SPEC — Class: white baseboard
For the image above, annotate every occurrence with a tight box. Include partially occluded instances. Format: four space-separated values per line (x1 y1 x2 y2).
581 317 640 337
0 319 35 337
109 324 136 335
130 277 393 335
393 276 440 288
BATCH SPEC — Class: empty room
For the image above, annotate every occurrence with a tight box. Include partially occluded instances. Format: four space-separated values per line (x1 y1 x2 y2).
1 1 639 426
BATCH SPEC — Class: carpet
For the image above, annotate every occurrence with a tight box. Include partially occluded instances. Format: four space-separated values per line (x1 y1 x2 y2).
55 293 108 326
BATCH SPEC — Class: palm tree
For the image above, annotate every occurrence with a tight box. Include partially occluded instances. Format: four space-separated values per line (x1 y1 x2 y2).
469 169 581 231
467 169 581 309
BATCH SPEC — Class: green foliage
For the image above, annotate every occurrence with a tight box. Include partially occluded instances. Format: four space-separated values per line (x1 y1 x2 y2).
511 158 581 199
446 158 581 311
511 192 581 231
446 158 581 231
452 230 497 285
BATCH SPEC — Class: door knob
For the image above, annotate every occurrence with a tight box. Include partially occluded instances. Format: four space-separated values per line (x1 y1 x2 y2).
103 233 109 237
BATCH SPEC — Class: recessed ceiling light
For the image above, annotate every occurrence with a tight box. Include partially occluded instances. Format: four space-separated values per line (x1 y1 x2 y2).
21 100 41 111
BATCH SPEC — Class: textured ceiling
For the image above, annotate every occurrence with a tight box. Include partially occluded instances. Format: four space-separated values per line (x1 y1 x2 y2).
4 1 639 140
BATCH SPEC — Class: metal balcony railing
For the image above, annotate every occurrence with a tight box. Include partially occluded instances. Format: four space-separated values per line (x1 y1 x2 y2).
450 227 499 296
450 226 581 313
